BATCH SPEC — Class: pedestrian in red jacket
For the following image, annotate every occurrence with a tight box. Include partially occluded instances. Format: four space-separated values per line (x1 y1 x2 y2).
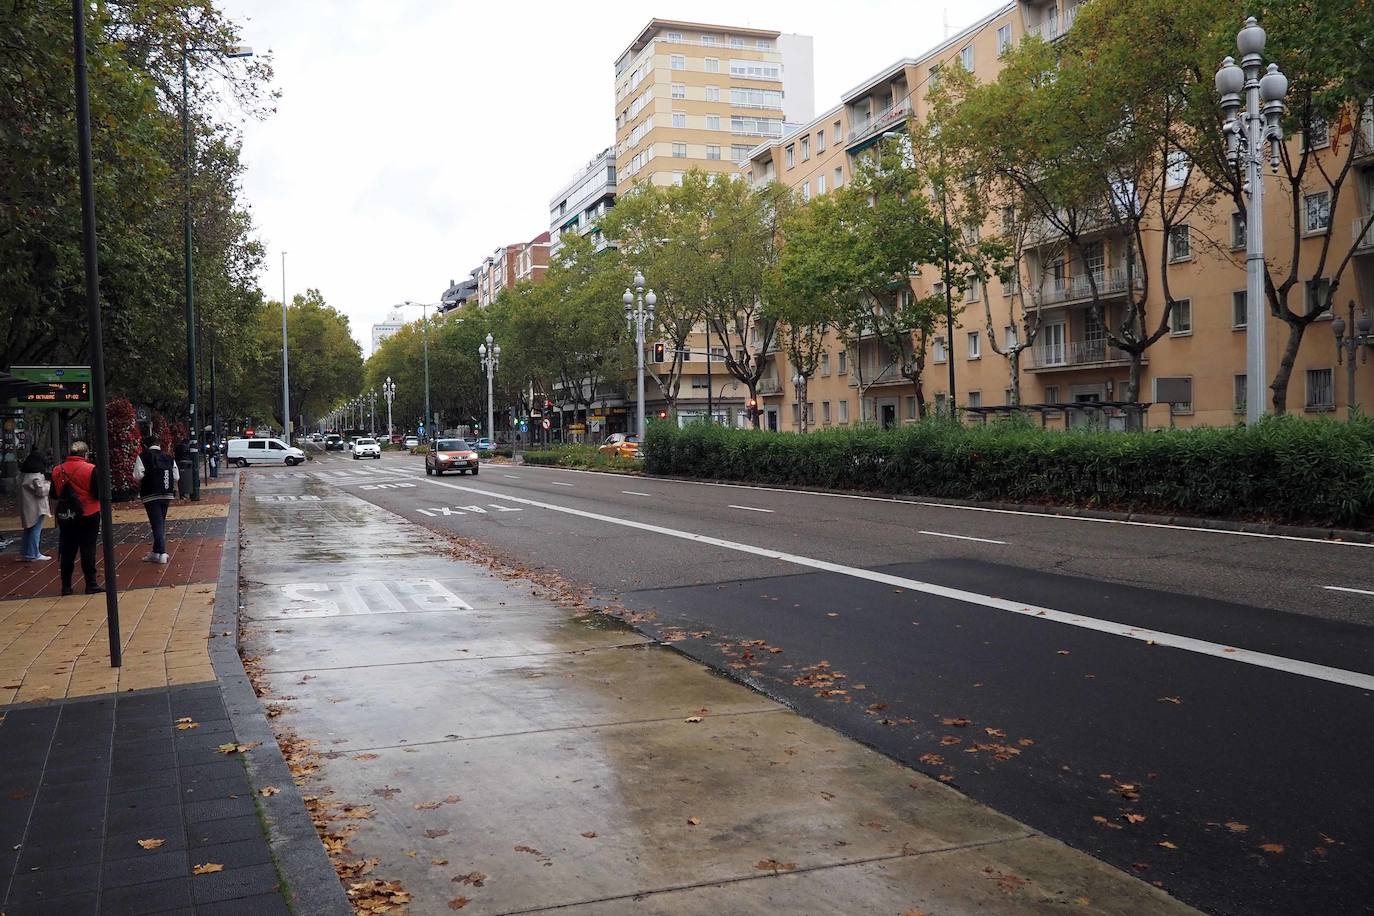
51 441 103 596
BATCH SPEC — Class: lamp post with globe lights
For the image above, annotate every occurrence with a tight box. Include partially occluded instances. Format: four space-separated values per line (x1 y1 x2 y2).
623 271 657 440
1332 301 1373 419
478 334 501 444
383 377 396 440
1215 16 1289 425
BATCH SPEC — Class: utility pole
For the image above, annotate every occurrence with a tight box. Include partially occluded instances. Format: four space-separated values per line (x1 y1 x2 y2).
281 251 291 441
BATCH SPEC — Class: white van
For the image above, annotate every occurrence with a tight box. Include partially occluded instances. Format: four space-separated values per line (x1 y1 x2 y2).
227 437 306 467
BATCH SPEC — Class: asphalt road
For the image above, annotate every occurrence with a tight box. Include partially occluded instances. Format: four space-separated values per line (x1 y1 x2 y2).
273 451 1374 916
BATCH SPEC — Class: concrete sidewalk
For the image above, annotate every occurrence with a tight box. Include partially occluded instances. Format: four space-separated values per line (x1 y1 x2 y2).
239 469 1199 915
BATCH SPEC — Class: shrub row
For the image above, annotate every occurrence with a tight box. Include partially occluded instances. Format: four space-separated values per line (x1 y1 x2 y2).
644 417 1374 528
522 444 640 473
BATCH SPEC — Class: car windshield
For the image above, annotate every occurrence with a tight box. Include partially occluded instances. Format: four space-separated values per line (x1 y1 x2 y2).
357 438 376 445
436 439 468 451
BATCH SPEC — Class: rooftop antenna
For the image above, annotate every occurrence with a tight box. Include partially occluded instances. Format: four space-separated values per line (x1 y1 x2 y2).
943 8 951 39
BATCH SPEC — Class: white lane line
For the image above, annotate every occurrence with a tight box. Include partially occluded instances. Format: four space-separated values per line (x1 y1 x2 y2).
521 466 1372 550
728 505 774 513
417 475 1374 692
548 481 574 487
1324 586 1374 596
919 530 1008 545
622 490 651 497
503 475 522 479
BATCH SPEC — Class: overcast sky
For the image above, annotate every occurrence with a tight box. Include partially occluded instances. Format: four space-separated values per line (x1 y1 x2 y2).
223 0 1008 354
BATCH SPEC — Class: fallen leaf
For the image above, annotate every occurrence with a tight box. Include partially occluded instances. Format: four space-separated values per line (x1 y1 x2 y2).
136 838 165 850
1158 841 1179 849
414 802 443 811
1124 814 1147 824
941 717 970 727
424 829 449 838
404 850 418 858
454 872 486 887
372 786 401 799
175 722 198 730
903 910 927 916
581 831 598 838
1018 737 1035 747
353 753 379 761
1093 816 1123 831
444 795 462 804
216 741 260 755
1056 650 1070 655
1224 821 1249 833
175 716 193 723
939 735 962 746
687 816 701 826
1158 696 1181 704
826 612 839 617
449 898 470 910
259 786 279 797
431 858 448 865
192 862 224 875
755 858 796 872
1258 843 1284 854
918 753 945 766
937 774 955 783
985 727 1006 737
684 716 703 723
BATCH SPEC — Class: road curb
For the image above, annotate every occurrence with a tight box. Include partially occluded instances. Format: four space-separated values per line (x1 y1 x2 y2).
635 473 1373 544
210 472 353 916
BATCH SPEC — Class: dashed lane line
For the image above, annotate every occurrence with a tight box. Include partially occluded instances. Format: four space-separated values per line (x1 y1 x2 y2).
919 530 1008 545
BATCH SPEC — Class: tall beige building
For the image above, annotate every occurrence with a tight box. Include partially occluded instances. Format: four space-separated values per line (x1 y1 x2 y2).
613 19 814 191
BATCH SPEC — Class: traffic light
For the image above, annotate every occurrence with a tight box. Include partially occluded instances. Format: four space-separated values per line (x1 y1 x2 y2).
544 399 552 410
653 342 665 362
657 410 668 420
747 397 758 412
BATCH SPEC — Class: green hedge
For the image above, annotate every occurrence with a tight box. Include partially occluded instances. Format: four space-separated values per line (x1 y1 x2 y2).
522 444 640 472
644 417 1374 528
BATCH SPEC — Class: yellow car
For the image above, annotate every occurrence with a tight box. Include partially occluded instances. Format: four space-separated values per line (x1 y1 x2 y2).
597 433 642 460
426 438 480 476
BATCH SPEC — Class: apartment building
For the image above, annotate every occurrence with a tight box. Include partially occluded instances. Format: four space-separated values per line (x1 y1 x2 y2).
514 231 552 284
370 309 405 357
439 274 478 315
613 19 815 190
550 148 617 258
746 0 1374 431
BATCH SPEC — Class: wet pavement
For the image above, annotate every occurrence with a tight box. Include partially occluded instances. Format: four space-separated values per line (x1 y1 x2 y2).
238 465 1198 914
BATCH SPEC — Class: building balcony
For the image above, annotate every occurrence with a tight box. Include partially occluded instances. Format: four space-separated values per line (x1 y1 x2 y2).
758 377 782 395
1355 106 1374 160
847 98 912 147
1027 3 1078 42
848 362 906 388
1025 339 1140 372
1038 267 1143 306
1354 216 1374 253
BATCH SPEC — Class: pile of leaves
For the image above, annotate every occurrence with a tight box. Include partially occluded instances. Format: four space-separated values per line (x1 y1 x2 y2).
646 416 1374 528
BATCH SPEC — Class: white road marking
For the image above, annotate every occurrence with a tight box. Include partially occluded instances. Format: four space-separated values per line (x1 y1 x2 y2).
519 466 1372 550
1324 586 1374 596
622 490 651 496
728 505 774 513
504 475 522 479
919 530 1008 545
548 481 574 487
417 476 1374 692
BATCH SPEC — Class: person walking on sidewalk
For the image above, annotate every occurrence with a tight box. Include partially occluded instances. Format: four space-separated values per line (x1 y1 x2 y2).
175 436 193 498
133 435 177 564
17 451 51 562
51 441 103 596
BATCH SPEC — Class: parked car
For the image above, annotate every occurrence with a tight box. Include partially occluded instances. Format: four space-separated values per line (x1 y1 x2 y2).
425 438 479 476
597 433 642 460
227 437 306 467
474 437 493 452
404 435 419 450
324 434 344 451
352 437 382 460
390 434 404 445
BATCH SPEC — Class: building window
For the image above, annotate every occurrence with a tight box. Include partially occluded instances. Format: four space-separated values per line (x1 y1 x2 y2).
1231 212 1245 249
756 38 772 50
701 34 716 45
1004 325 1017 349
1154 377 1194 414
838 350 847 374
834 166 843 187
1306 116 1329 149
672 111 686 128
1044 385 1060 404
1306 367 1334 409
821 352 831 376
671 54 685 70
905 396 917 420
801 136 810 160
1232 290 1248 328
997 24 1012 53
817 173 826 194
932 337 947 363
791 403 800 424
833 120 842 143
1304 191 1331 233
807 402 815 424
822 401 831 424
730 36 744 48
960 46 974 70
1306 278 1331 316
705 57 720 73
705 85 720 101
967 390 982 408
1234 374 1247 413
801 181 811 201
672 171 685 185
731 144 751 163
706 114 721 130
1166 149 1190 188
967 331 981 359
672 142 687 158
817 130 826 152
1168 225 1191 261
672 82 686 99
706 145 721 160
838 399 849 423
785 145 795 168
965 281 981 303
665 31 682 42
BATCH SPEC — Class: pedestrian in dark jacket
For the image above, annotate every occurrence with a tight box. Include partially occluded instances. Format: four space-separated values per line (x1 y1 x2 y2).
133 436 178 564
51 441 103 596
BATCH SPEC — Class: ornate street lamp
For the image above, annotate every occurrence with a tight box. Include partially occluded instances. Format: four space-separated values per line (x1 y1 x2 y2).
623 271 657 439
478 334 501 444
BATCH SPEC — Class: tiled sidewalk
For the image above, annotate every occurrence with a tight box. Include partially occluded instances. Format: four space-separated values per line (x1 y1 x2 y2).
0 474 293 914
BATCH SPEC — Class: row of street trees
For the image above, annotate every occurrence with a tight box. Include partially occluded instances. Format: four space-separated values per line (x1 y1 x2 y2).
365 0 1374 428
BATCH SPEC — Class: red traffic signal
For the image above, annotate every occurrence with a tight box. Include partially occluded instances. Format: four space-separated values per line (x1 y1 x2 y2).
657 410 668 420
653 342 666 362
746 398 757 410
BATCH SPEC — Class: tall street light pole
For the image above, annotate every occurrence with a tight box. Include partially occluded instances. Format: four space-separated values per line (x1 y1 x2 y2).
384 377 396 439
402 301 436 440
181 41 252 498
623 271 656 440
478 334 501 444
369 388 376 436
1332 301 1372 419
1216 17 1288 426
281 250 291 441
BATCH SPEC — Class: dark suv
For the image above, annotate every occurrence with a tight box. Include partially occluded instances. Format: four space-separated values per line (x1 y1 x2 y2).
325 434 345 451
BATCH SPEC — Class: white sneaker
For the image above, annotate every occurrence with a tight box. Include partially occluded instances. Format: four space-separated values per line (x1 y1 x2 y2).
156 554 169 564
142 552 159 562
33 554 50 561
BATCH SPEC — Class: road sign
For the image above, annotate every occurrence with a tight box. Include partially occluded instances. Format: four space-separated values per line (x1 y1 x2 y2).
8 366 92 409
541 418 551 430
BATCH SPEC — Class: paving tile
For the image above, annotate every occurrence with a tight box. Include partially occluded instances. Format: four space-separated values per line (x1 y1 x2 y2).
182 794 255 825
109 766 178 794
195 892 290 916
103 824 189 862
0 890 99 915
108 784 181 813
15 837 103 870
176 760 243 785
97 877 194 915
111 737 176 763
100 848 192 889
7 860 102 899
41 761 108 785
33 776 105 802
107 802 184 834
186 814 264 849
188 838 272 871
189 862 280 905
181 775 251 804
